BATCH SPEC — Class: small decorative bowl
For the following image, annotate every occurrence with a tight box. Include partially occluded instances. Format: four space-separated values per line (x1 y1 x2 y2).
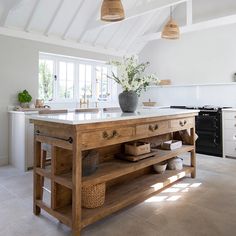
153 163 167 174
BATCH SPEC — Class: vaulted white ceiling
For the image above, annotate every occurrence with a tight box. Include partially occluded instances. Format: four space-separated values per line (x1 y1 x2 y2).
0 0 236 57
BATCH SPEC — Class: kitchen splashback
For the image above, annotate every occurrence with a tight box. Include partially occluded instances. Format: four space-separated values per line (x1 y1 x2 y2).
140 83 236 107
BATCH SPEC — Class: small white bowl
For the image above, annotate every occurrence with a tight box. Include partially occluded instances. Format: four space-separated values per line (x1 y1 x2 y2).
153 163 167 174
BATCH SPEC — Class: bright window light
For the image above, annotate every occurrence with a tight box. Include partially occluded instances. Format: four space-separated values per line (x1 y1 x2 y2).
162 187 180 193
190 183 202 188
173 183 190 188
151 183 164 191
145 196 168 203
167 195 181 201
168 175 178 183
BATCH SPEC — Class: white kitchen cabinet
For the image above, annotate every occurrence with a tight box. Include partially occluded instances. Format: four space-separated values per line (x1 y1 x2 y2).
9 111 36 171
222 109 236 158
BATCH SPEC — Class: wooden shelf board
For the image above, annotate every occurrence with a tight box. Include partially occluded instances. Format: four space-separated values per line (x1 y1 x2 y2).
36 168 51 179
81 166 193 228
36 200 72 227
55 173 72 189
82 145 194 186
35 168 72 189
45 166 193 229
36 145 194 191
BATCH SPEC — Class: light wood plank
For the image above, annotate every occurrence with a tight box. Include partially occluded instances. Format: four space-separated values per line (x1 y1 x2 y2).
82 166 193 228
82 145 194 187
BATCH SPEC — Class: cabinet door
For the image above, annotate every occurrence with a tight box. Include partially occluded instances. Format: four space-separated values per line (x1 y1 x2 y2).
25 116 34 169
224 112 236 120
9 112 26 171
224 141 236 157
224 120 236 129
224 129 236 141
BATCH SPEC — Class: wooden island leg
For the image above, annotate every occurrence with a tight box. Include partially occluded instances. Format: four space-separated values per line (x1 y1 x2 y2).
190 127 196 178
72 132 82 236
33 140 42 215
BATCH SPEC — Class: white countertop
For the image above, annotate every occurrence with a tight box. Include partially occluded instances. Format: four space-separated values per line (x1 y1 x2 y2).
29 108 199 125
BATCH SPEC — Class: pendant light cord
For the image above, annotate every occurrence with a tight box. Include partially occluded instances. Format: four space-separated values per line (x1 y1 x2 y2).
170 6 173 19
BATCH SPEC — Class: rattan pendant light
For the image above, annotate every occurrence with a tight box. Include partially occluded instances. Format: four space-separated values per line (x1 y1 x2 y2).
101 0 125 22
161 6 180 40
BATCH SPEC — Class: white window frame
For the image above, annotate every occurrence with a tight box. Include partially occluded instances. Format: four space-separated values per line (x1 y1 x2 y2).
56 57 76 102
39 52 117 104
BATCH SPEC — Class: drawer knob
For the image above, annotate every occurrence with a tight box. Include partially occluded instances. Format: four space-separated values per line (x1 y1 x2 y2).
103 130 118 140
179 120 187 127
149 124 159 132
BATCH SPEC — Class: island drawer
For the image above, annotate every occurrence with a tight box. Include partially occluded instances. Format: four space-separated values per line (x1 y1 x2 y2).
169 117 194 130
136 121 169 137
81 127 135 149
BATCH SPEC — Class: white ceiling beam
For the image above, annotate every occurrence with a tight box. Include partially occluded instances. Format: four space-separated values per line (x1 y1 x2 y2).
105 24 123 49
24 0 41 32
119 12 158 52
76 1 101 43
44 0 64 36
92 28 104 46
86 0 187 32
125 7 173 54
186 0 193 26
139 14 236 42
112 0 140 50
0 0 23 26
0 26 124 57
0 9 10 26
62 0 84 39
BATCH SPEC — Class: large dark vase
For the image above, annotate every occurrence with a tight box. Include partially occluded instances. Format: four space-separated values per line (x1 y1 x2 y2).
118 91 138 113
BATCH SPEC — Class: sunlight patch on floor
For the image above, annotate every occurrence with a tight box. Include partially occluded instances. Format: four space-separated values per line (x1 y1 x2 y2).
145 181 202 203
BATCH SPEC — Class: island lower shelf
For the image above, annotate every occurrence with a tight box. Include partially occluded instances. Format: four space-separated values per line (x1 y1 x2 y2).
35 145 194 189
36 166 194 229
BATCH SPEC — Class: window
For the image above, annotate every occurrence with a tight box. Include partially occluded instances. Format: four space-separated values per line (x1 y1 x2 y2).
58 61 75 99
79 64 92 101
38 59 54 101
96 66 109 101
38 53 117 103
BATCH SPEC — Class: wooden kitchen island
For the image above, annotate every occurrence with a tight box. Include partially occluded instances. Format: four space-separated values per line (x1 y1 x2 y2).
30 109 198 236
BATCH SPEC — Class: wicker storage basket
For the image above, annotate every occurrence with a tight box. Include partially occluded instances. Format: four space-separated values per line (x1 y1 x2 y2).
82 183 106 209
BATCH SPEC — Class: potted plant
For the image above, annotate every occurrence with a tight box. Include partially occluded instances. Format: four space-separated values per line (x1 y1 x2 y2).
18 90 32 108
109 56 159 113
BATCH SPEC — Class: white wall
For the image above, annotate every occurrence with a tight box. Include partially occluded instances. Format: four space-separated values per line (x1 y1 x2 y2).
140 84 236 108
139 23 236 107
0 35 117 165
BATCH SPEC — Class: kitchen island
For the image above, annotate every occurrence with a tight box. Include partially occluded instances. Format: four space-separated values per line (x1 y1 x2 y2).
30 109 198 236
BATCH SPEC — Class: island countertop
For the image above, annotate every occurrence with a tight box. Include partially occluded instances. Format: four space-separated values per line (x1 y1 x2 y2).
29 108 199 125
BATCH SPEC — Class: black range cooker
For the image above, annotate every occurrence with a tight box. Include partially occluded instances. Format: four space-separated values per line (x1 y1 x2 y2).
171 105 230 157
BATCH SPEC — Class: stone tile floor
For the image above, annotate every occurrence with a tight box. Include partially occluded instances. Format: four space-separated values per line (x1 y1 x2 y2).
0 154 236 236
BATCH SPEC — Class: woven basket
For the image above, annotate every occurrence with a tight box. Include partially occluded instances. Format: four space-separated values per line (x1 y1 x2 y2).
82 183 106 209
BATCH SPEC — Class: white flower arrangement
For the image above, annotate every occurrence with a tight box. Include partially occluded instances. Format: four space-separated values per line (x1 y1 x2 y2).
109 56 160 95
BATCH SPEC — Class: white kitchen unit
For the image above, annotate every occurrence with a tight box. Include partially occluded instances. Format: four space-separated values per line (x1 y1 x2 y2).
222 109 236 158
9 111 36 171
